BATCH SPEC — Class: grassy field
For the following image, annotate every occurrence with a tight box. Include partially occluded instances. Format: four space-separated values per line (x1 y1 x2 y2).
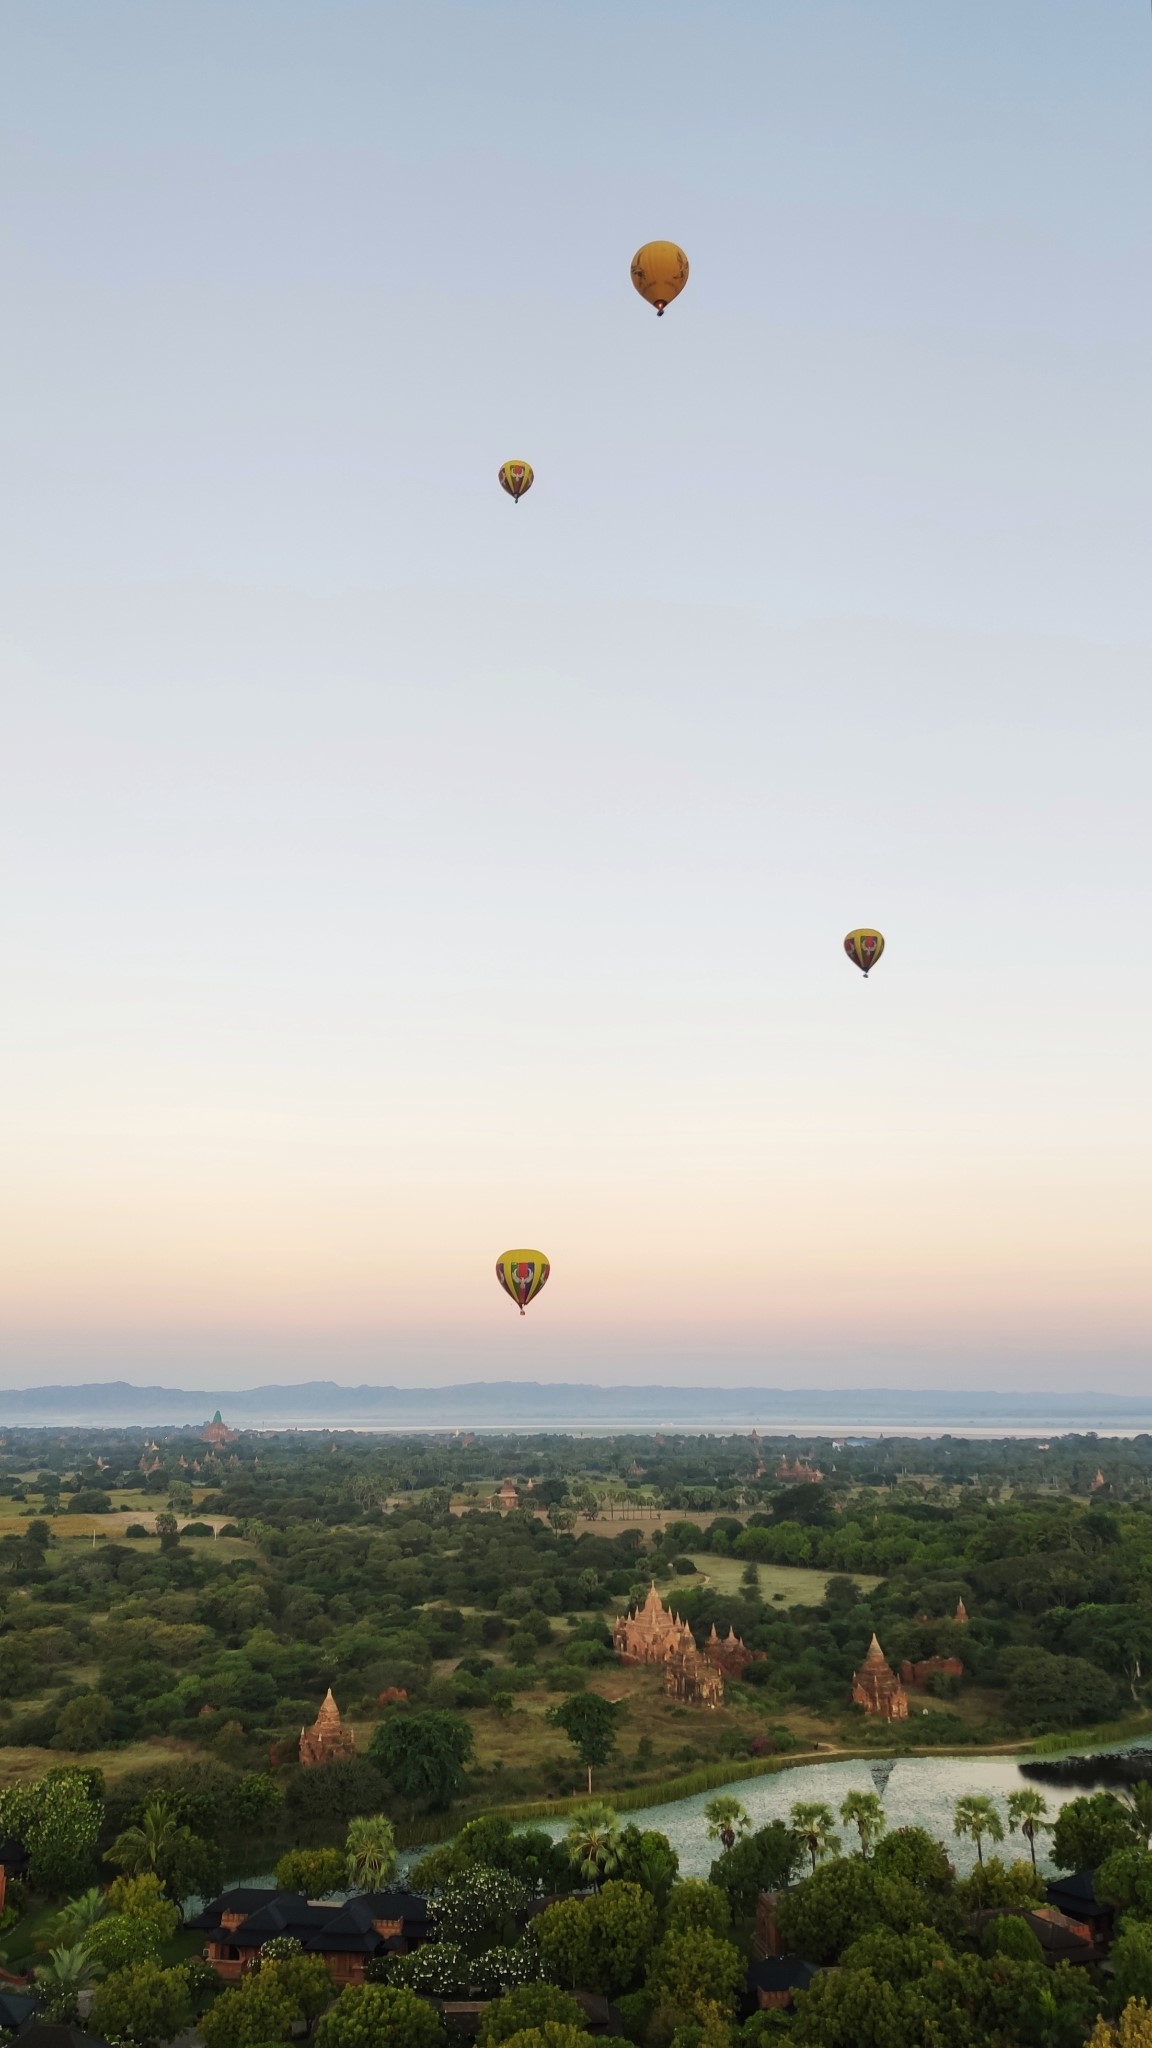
681 1557 881 1603
0 1736 196 1791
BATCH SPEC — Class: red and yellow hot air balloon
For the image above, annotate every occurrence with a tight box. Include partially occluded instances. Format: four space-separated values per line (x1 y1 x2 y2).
630 241 689 316
496 1249 550 1315
498 460 534 504
844 929 885 978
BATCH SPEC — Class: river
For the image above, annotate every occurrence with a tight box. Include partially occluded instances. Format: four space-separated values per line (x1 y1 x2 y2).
396 1742 1152 1885
217 1742 1150 1899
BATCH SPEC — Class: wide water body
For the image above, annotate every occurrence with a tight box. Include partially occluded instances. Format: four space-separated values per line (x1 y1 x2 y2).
400 1746 1142 1884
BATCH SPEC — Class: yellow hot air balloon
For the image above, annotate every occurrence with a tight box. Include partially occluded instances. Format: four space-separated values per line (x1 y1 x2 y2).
844 929 885 978
499 460 534 504
630 241 689 316
496 1249 550 1315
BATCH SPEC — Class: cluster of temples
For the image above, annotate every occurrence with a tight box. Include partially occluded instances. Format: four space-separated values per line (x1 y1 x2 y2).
613 1582 760 1707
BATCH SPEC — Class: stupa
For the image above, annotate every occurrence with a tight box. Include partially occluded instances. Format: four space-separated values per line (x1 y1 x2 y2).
299 1688 356 1766
851 1634 908 1721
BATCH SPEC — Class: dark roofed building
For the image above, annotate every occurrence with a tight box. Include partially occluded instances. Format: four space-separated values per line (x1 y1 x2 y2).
191 1887 431 1985
13 2027 112 2048
1045 1869 1114 1948
0 1994 37 2032
746 1958 818 2013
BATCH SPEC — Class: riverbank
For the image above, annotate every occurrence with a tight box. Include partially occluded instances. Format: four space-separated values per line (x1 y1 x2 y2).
395 1711 1152 1848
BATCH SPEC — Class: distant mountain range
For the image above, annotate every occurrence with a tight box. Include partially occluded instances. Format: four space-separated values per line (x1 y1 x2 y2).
1 1380 1152 1432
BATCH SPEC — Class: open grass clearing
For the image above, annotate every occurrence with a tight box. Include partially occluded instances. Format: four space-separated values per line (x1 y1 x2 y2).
680 1557 881 1603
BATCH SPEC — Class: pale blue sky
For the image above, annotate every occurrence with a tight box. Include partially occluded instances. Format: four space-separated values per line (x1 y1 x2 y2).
2 2 1150 1390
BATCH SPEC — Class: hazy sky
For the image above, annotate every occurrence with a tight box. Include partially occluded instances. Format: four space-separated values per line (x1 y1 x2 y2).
2 2 1150 1393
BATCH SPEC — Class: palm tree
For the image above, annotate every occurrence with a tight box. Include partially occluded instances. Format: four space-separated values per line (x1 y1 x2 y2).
35 1942 98 2019
345 1813 398 1890
107 1795 180 1878
1006 1789 1051 1870
565 1803 622 1887
704 1795 750 1852
953 1794 1005 1868
1119 1780 1152 1849
49 1889 108 1946
839 1789 887 1860
789 1801 840 1875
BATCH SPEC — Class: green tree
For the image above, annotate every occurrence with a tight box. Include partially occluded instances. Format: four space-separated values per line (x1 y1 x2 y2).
107 1871 180 1941
107 1795 181 1879
232 1771 283 1827
200 1972 301 2048
48 1887 108 1946
953 1856 1043 1913
839 1924 952 1984
477 1986 587 2046
498 2029 591 2048
84 1913 162 1976
789 1967 904 2048
953 1794 1005 1867
979 1914 1045 1964
612 1825 678 1907
1006 1788 1050 1871
774 1861 925 1966
52 1693 116 1752
369 1711 475 1810
346 1813 398 1890
433 1868 528 1950
1095 1845 1152 1917
274 1846 347 1894
34 1943 97 2021
550 1695 621 1795
709 1820 804 1916
870 1826 954 1900
839 1790 886 1861
0 1767 102 1895
1089 2004 1152 2048
663 1879 731 1939
646 1925 744 2023
315 1982 446 2048
789 1801 840 1874
703 1797 749 1853
1051 1791 1135 1871
531 1885 657 1996
1111 1920 1152 2011
565 1804 622 1886
89 1962 193 2048
1119 1781 1152 1850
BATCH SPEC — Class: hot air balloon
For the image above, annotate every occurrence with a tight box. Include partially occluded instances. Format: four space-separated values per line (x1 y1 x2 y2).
499 460 534 504
844 929 885 977
630 241 689 316
496 1249 550 1315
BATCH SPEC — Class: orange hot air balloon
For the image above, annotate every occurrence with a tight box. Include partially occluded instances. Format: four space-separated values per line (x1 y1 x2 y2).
844 929 885 978
496 1250 550 1316
498 460 534 504
630 241 689 316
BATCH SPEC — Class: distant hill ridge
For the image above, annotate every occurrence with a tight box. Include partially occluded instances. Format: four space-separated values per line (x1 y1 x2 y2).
1 1379 1151 1430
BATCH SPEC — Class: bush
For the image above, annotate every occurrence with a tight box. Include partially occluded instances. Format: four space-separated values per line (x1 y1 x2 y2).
125 1524 149 1538
980 1915 1045 1964
315 1982 445 2048
671 1559 697 1575
273 1847 345 1895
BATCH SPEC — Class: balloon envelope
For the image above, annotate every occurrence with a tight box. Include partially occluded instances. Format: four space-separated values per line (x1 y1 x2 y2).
496 1249 551 1315
844 929 885 976
630 241 689 315
499 460 534 502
